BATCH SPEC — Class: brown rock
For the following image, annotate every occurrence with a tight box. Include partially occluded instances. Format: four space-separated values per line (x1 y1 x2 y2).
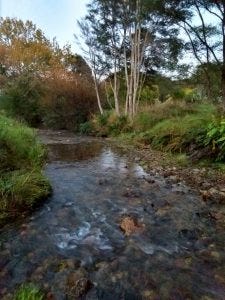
155 205 170 217
120 216 144 236
66 269 92 298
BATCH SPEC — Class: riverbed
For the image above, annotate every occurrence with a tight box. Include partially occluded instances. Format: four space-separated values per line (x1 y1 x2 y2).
0 130 224 299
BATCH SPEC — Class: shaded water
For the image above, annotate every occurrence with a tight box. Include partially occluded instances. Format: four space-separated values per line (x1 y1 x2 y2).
0 130 225 299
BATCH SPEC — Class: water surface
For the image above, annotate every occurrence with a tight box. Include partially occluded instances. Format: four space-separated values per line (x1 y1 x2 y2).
0 130 224 299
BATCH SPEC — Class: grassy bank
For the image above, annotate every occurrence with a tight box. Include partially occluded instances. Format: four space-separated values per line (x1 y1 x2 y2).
0 114 51 226
81 101 225 163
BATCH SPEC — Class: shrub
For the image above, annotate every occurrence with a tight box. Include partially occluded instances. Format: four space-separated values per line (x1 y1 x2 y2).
172 88 186 100
90 111 131 137
0 73 43 126
184 88 202 103
79 121 93 135
41 72 98 130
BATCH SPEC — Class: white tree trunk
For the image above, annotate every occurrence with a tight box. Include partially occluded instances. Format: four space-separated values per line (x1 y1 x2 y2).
93 72 103 115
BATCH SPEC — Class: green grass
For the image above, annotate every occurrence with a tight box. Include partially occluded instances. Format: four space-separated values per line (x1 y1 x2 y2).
91 101 223 162
130 102 217 152
133 102 216 133
0 114 46 170
0 114 51 226
14 284 44 300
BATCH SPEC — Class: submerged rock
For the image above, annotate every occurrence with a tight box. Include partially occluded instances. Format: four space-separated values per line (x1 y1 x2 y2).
200 188 225 203
119 215 144 236
66 268 92 298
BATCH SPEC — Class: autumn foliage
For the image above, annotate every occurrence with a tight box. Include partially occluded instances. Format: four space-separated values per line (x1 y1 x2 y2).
0 17 97 129
41 71 97 129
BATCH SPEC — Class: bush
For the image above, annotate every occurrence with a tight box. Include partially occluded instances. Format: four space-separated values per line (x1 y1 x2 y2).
172 88 186 100
0 73 43 126
79 121 93 135
41 73 97 130
0 70 98 131
91 111 131 137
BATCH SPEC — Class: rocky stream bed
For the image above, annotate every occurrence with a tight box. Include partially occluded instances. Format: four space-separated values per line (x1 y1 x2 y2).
0 130 225 299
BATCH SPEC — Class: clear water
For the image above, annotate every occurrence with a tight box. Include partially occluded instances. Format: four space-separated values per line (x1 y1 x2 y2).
0 130 224 299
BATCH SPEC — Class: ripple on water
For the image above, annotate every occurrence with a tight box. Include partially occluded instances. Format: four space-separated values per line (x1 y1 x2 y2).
54 223 113 252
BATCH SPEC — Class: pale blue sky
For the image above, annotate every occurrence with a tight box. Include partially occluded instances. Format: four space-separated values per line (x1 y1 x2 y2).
0 0 89 54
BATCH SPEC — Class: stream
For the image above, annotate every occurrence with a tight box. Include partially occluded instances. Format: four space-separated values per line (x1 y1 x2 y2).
0 130 225 299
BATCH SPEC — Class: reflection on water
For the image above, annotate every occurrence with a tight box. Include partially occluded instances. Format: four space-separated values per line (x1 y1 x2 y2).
48 142 103 162
0 131 225 299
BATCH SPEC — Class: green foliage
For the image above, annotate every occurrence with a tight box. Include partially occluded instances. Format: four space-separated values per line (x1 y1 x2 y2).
0 114 46 171
133 101 213 132
90 102 223 162
172 87 186 100
0 170 50 209
14 283 44 300
191 63 222 100
139 85 159 104
90 111 131 137
0 73 43 126
204 118 225 161
139 113 209 151
184 88 202 103
79 121 93 135
108 115 130 136
0 114 50 225
137 103 215 150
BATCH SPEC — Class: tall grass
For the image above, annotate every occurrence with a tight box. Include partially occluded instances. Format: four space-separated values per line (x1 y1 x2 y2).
0 115 46 170
133 101 216 132
87 101 223 161
0 114 50 226
134 102 218 154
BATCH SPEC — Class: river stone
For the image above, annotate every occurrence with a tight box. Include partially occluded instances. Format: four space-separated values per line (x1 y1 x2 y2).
142 289 158 299
66 268 92 298
155 205 170 217
119 215 144 236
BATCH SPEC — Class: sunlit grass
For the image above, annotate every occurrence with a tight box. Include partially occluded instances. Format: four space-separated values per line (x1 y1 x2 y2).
14 284 44 300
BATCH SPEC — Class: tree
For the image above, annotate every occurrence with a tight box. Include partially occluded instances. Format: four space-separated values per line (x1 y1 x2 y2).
0 17 65 77
78 0 183 118
162 0 225 104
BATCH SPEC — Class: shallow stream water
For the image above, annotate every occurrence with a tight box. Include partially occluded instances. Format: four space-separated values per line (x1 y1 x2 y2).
0 130 224 299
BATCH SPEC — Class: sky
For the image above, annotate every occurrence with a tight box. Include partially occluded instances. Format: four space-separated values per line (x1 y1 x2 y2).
0 0 89 54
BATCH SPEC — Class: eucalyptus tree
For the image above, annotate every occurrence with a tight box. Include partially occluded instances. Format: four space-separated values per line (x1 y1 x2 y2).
79 0 183 118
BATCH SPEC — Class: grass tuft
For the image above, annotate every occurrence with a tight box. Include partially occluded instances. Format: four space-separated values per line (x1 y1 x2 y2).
14 283 44 300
